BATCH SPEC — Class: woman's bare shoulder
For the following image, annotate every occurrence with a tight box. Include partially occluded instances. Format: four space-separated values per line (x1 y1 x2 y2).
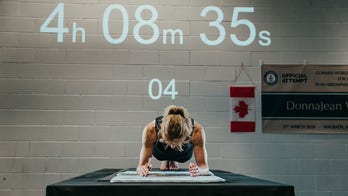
143 120 157 144
191 122 205 144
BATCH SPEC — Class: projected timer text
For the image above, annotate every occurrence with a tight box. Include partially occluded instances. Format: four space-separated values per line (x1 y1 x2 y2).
40 3 271 47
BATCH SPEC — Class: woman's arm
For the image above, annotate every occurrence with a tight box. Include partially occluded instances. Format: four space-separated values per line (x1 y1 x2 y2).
136 121 156 176
189 122 209 176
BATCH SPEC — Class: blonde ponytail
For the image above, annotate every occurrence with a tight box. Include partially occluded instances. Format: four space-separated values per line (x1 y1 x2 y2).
160 105 192 151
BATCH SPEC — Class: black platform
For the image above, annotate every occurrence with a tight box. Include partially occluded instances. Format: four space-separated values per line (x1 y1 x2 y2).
46 168 295 196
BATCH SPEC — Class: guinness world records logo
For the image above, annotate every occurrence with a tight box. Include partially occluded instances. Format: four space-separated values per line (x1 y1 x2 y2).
263 71 278 86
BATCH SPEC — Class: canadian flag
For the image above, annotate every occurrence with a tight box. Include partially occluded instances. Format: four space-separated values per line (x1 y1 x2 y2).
230 85 255 132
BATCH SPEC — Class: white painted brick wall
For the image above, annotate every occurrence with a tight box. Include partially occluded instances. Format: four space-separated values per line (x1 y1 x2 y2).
1 1 348 196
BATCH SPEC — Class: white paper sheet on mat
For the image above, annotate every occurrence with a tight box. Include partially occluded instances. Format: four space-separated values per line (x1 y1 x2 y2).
110 170 225 183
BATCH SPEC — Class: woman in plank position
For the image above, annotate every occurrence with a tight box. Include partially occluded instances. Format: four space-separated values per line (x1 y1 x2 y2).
136 105 209 177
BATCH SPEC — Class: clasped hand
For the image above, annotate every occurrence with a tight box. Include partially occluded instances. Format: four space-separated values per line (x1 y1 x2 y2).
136 163 152 177
189 162 209 177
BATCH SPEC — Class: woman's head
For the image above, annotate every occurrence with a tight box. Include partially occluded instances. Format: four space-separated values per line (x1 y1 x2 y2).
159 105 192 151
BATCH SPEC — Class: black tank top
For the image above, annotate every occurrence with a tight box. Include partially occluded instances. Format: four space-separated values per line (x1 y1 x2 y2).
152 115 194 162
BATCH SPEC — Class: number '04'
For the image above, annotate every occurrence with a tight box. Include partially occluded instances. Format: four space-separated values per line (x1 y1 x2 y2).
148 79 178 100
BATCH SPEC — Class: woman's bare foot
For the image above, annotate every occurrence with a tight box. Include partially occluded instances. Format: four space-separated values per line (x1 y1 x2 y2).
160 161 169 170
169 161 179 170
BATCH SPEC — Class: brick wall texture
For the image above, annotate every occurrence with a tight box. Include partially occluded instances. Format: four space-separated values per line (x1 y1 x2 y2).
1 0 348 196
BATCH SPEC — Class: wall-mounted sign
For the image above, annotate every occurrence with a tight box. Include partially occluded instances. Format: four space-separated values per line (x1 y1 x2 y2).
261 64 348 133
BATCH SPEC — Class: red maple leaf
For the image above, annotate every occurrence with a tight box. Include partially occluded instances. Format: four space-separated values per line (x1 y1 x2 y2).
233 100 249 118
